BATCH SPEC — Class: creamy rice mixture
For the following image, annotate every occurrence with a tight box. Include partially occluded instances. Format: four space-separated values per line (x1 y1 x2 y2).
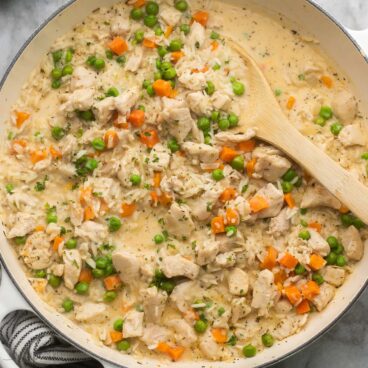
0 0 367 362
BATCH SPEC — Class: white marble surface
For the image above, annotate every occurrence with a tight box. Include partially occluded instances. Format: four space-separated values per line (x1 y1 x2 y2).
0 0 368 367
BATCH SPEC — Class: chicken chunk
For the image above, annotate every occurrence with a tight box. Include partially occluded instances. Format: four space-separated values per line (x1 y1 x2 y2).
165 202 195 238
159 5 182 26
114 88 140 116
214 129 256 145
231 297 251 323
112 250 140 284
161 254 200 280
140 286 168 322
252 183 284 218
268 207 294 236
308 229 330 257
196 239 220 266
188 186 222 221
148 143 171 171
251 269 276 315
93 96 116 124
181 142 219 163
229 195 251 220
70 66 96 90
60 134 78 157
7 212 36 238
61 88 95 113
63 249 82 289
170 281 202 313
300 183 341 210
74 221 108 243
338 124 366 147
188 21 206 48
167 319 197 347
252 146 291 182
215 251 236 268
110 17 130 35
123 310 144 338
211 91 232 111
20 232 52 270
340 225 364 261
228 268 249 296
141 324 169 348
332 90 357 123
125 47 143 73
199 331 223 360
178 70 207 91
320 266 345 287
272 314 307 340
186 91 212 115
312 283 335 311
75 303 107 322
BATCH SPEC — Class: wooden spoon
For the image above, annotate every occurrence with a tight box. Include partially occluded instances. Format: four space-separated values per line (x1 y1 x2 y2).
228 38 368 224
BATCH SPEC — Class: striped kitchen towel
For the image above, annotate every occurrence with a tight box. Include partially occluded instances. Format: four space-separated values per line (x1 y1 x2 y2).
0 310 100 368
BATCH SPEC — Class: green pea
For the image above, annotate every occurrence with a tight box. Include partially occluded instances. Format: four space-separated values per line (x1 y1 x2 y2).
225 225 237 237
144 14 157 28
51 68 62 82
104 291 117 302
300 208 308 215
85 158 98 171
326 236 339 250
92 268 105 278
281 181 293 193
75 281 89 294
130 7 144 20
352 217 365 229
154 234 165 244
282 168 297 182
62 298 74 312
5 183 14 194
243 344 257 358
114 318 124 331
157 46 168 58
46 207 57 224
204 135 212 145
106 87 120 97
180 24 190 35
160 280 175 294
146 84 155 97
319 106 333 120
340 213 354 227
108 217 122 232
312 273 324 285
116 56 126 64
163 67 177 80
65 48 74 63
336 255 347 267
232 81 245 96
78 109 95 121
334 243 344 255
275 88 282 96
212 169 224 181
314 116 326 126
210 31 220 39
217 307 225 316
145 1 159 15
134 30 145 43
210 111 220 122
175 0 188 12
91 137 106 151
197 117 211 132
117 340 131 351
326 252 337 265
160 61 172 70
294 263 306 275
228 113 239 127
298 230 311 240
105 49 114 59
169 39 183 52
212 63 221 70
48 274 62 288
51 79 61 89
330 122 343 136
96 257 108 269
205 81 215 96
361 152 368 160
218 118 230 131
94 58 105 70
62 64 73 76
261 333 274 347
34 269 46 278
130 174 141 186
194 320 208 333
65 238 77 249
52 50 63 63
167 138 180 153
154 26 163 36
51 126 66 141
231 155 244 171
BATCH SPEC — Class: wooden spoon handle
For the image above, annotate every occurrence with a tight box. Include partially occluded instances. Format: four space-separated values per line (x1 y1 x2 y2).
258 120 368 224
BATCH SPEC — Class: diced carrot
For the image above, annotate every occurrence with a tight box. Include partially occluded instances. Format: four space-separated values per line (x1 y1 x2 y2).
249 195 269 213
127 109 145 127
143 38 157 48
158 192 172 206
30 149 48 164
121 203 136 217
133 0 145 7
183 308 200 321
49 145 62 159
320 75 333 88
79 268 93 283
192 11 209 26
152 79 173 97
301 280 320 301
308 221 322 232
225 208 240 226
153 172 161 188
296 299 311 314
150 191 159 205
211 328 228 343
164 25 173 38
261 246 278 270
171 51 185 63
103 274 122 291
246 158 257 176
169 89 178 98
211 41 219 51
35 225 45 232
15 111 30 128
284 193 295 208
279 252 299 269
84 206 95 221
108 37 128 55
219 187 237 202
156 342 185 361
339 204 350 214
100 198 109 214
274 269 287 285
121 304 133 314
104 130 119 149
80 187 93 206
283 285 302 305
237 139 256 152
110 331 123 343
140 129 159 148
286 96 296 110
211 216 225 234
309 253 326 271
219 146 238 162
52 236 64 252
156 342 170 353
191 65 209 73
